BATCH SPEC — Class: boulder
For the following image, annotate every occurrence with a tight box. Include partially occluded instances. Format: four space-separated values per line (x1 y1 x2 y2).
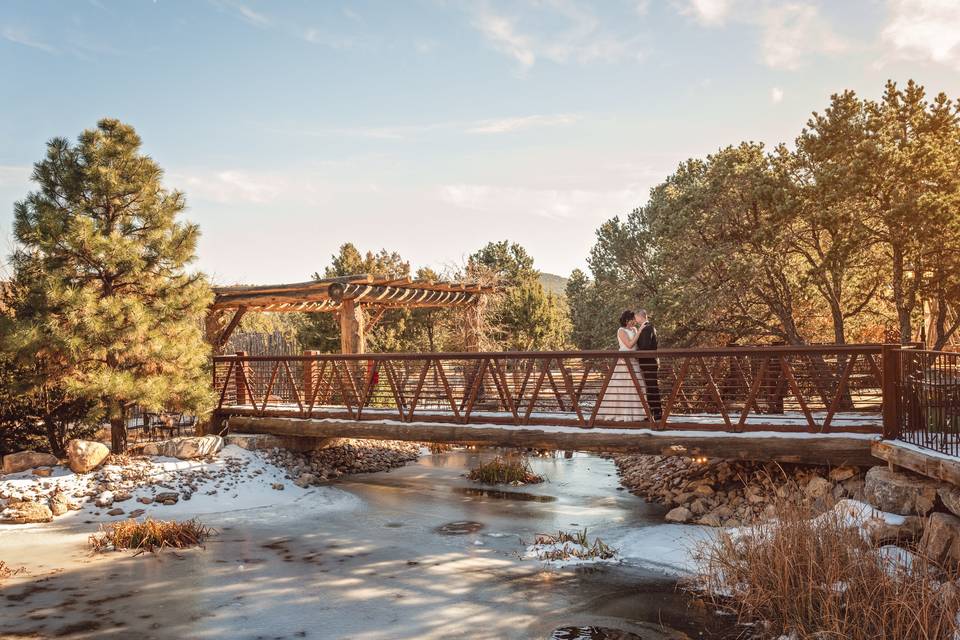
2 451 58 475
863 466 938 516
155 492 179 505
140 435 223 460
665 506 693 523
804 476 833 499
937 485 960 519
1 501 53 524
920 512 960 566
32 467 53 477
66 440 110 474
829 466 858 483
48 492 76 516
864 515 924 546
95 491 114 507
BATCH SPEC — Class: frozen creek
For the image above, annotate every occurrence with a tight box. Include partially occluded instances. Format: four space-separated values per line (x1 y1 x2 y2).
0 448 720 639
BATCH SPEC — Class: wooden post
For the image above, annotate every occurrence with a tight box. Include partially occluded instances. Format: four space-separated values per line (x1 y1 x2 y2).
463 301 482 353
303 350 319 405
882 344 901 440
339 299 365 355
235 351 249 406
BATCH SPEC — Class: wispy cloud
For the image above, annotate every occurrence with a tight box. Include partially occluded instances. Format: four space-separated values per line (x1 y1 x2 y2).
436 183 646 221
469 1 645 71
0 165 32 187
770 87 784 103
758 3 847 70
1 27 57 53
881 0 960 70
465 114 579 134
676 1 848 70
678 0 734 26
274 113 581 140
210 0 271 28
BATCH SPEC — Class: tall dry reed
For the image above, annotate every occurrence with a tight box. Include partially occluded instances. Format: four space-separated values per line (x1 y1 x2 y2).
690 500 960 640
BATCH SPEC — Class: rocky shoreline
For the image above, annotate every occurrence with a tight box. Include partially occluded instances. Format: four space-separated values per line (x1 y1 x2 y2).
257 438 423 488
0 436 424 525
612 453 866 528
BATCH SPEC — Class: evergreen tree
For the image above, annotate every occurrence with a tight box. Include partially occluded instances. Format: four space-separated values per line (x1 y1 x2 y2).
467 241 570 350
7 119 213 452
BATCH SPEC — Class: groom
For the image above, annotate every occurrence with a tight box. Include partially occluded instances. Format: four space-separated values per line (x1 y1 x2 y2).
634 309 663 421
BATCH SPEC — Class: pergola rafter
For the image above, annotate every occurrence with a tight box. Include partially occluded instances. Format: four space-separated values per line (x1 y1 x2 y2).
206 274 495 354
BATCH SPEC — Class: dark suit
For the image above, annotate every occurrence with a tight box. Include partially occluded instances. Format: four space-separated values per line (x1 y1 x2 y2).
635 321 662 420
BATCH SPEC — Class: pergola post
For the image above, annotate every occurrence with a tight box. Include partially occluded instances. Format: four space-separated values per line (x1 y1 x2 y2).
340 298 366 355
463 300 483 352
235 351 249 406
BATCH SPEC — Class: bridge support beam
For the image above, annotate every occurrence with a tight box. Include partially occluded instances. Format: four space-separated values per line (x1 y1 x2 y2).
227 416 879 467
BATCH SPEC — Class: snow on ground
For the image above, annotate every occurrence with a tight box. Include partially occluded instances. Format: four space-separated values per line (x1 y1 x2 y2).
0 444 361 531
611 524 714 576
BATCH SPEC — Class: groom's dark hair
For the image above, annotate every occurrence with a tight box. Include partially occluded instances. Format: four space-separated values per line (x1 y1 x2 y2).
618 310 635 327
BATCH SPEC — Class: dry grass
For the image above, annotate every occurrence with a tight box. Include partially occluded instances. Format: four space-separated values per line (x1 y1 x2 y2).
690 500 960 639
467 455 544 485
0 560 25 580
426 443 455 454
532 529 616 562
89 518 214 555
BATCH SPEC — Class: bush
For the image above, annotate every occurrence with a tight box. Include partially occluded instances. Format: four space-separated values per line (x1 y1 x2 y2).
89 518 214 554
690 500 960 639
467 455 543 485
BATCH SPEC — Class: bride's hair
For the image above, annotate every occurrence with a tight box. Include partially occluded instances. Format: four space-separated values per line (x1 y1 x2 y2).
618 309 635 327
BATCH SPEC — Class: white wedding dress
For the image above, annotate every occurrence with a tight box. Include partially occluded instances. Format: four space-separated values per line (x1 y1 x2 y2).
597 327 647 422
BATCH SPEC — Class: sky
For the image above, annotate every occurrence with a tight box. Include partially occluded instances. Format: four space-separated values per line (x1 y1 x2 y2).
1 0 959 286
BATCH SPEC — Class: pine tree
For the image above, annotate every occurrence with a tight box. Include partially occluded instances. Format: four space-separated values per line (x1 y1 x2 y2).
8 119 213 452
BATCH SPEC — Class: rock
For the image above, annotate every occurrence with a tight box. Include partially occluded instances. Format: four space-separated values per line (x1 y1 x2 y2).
805 476 833 499
2 451 59 475
938 485 960 519
155 492 179 505
698 514 722 527
48 493 74 516
31 467 54 477
829 466 858 483
1 501 53 524
693 484 715 497
137 496 154 505
66 440 110 474
864 466 939 516
920 512 960 566
107 508 125 516
129 509 146 518
294 473 316 488
271 483 285 491
95 491 114 507
865 514 924 546
140 436 224 460
665 506 693 523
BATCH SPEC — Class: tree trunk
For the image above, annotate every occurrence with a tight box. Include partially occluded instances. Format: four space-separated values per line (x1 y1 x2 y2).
43 417 66 458
110 415 127 454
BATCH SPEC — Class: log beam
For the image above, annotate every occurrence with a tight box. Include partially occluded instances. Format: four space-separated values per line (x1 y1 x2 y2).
339 298 365 355
228 416 879 466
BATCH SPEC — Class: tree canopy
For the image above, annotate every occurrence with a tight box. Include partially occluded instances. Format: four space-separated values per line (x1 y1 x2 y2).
6 118 213 452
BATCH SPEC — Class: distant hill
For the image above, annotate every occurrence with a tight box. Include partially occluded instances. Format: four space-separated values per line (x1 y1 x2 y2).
539 272 569 297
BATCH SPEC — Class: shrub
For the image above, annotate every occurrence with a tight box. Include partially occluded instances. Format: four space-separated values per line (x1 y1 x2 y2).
467 455 543 485
89 518 214 554
689 500 960 639
532 529 616 562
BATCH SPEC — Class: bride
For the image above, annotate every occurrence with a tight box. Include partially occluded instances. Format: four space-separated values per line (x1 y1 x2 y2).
598 309 647 422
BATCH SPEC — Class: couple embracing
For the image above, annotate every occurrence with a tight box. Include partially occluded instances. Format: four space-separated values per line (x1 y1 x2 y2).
599 309 663 423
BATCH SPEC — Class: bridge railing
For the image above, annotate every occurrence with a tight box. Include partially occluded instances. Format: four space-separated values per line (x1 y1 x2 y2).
212 344 887 434
894 348 960 456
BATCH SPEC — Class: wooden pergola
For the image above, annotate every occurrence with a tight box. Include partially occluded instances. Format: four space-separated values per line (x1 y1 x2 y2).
206 274 495 354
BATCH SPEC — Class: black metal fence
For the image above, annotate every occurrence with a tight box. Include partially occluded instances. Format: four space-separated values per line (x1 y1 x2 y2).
897 349 960 457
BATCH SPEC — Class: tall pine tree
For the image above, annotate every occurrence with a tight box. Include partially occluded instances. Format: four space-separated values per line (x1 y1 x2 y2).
8 119 213 452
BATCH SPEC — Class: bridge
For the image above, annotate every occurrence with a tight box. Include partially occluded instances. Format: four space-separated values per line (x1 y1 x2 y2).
209 343 960 468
